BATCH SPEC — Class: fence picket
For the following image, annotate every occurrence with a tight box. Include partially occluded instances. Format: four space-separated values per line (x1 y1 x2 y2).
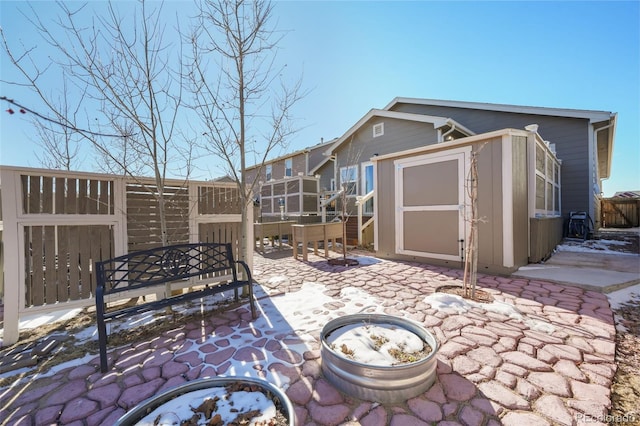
44 226 57 304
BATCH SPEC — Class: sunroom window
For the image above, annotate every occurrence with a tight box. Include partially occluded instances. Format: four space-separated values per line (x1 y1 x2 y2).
535 141 561 217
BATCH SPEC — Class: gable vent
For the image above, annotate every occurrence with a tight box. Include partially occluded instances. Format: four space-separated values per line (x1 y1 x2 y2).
373 122 384 138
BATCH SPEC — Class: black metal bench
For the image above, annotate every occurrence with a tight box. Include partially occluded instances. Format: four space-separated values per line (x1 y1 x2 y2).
95 242 256 373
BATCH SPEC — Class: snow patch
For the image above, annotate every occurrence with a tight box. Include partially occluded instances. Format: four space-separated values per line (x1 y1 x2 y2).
424 292 555 333
136 387 276 426
325 323 424 366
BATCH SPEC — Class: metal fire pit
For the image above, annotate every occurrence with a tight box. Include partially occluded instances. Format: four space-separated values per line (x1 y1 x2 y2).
114 377 295 426
320 313 439 404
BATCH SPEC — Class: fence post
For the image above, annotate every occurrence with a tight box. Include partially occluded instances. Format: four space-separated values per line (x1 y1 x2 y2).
1 168 22 345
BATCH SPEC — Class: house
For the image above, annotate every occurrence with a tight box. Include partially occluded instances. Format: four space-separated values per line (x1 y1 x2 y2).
245 138 335 221
247 98 617 273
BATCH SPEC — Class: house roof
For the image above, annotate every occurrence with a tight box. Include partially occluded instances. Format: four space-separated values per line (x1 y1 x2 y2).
385 97 618 179
245 138 336 172
385 97 615 121
309 109 474 174
613 191 640 199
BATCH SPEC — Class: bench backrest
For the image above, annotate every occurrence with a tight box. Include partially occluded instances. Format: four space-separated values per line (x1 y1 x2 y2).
96 243 237 295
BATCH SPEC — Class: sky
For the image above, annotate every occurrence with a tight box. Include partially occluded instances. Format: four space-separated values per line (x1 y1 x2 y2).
1 0 639 196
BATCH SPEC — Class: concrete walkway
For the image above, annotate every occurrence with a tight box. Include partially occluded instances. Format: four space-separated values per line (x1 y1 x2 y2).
0 251 618 426
513 246 640 293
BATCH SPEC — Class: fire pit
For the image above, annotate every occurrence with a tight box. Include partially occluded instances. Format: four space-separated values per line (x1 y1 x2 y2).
114 377 295 426
320 313 439 404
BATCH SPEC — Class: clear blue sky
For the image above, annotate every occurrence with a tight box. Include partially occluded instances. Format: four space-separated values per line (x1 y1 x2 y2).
1 1 638 196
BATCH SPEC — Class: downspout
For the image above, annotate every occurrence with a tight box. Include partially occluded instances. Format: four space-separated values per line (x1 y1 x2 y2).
441 122 457 142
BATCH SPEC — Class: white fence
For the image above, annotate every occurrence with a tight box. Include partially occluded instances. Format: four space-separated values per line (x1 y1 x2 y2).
0 166 252 345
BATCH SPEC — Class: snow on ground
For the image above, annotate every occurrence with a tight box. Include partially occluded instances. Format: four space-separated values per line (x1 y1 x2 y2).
556 239 637 256
607 283 640 310
607 283 640 332
423 292 556 334
0 308 84 340
0 281 386 386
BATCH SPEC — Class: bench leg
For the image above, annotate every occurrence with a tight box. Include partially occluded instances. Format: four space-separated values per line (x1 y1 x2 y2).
96 298 109 373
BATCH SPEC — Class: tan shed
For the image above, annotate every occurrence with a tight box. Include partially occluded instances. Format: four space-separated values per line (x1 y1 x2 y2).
372 128 563 275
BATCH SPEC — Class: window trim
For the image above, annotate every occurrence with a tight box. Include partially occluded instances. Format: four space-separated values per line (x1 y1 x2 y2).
361 162 374 214
339 165 358 195
534 140 561 217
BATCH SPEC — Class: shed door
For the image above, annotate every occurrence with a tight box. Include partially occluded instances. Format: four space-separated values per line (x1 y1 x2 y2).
395 148 469 261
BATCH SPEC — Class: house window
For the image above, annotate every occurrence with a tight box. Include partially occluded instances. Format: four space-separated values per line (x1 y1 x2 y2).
330 178 336 192
373 123 384 138
362 162 374 214
340 165 358 195
265 164 272 181
284 158 292 177
534 141 561 217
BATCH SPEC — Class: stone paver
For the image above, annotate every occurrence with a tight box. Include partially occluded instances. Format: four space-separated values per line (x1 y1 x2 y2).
0 250 618 425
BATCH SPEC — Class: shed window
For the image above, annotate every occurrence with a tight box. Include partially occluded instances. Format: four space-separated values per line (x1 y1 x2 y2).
284 158 292 177
373 123 384 138
534 141 561 217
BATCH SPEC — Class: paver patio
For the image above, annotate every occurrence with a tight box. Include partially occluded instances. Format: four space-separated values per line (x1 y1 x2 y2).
0 250 617 426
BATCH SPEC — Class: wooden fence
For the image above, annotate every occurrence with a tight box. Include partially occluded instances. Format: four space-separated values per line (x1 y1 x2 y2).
601 198 640 228
0 166 250 345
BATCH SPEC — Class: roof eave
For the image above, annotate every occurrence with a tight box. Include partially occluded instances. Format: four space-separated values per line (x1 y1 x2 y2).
386 97 614 122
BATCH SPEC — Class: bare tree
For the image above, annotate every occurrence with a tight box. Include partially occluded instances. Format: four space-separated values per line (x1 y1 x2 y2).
186 0 305 261
32 78 83 170
1 0 190 246
462 145 487 299
333 139 362 265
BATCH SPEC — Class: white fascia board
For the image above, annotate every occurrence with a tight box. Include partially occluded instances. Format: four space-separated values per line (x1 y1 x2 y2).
386 97 615 121
246 138 336 172
374 128 527 162
443 118 476 136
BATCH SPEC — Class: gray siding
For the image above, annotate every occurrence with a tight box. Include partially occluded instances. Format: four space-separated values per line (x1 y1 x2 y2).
389 103 591 219
332 117 439 190
246 141 332 189
475 139 504 269
511 135 529 266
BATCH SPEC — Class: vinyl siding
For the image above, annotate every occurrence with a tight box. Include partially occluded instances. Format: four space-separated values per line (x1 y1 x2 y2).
389 103 591 218
511 135 529 266
246 141 332 187
333 117 439 186
475 139 504 269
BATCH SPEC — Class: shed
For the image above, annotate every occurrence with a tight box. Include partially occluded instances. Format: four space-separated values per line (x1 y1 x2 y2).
372 128 563 275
